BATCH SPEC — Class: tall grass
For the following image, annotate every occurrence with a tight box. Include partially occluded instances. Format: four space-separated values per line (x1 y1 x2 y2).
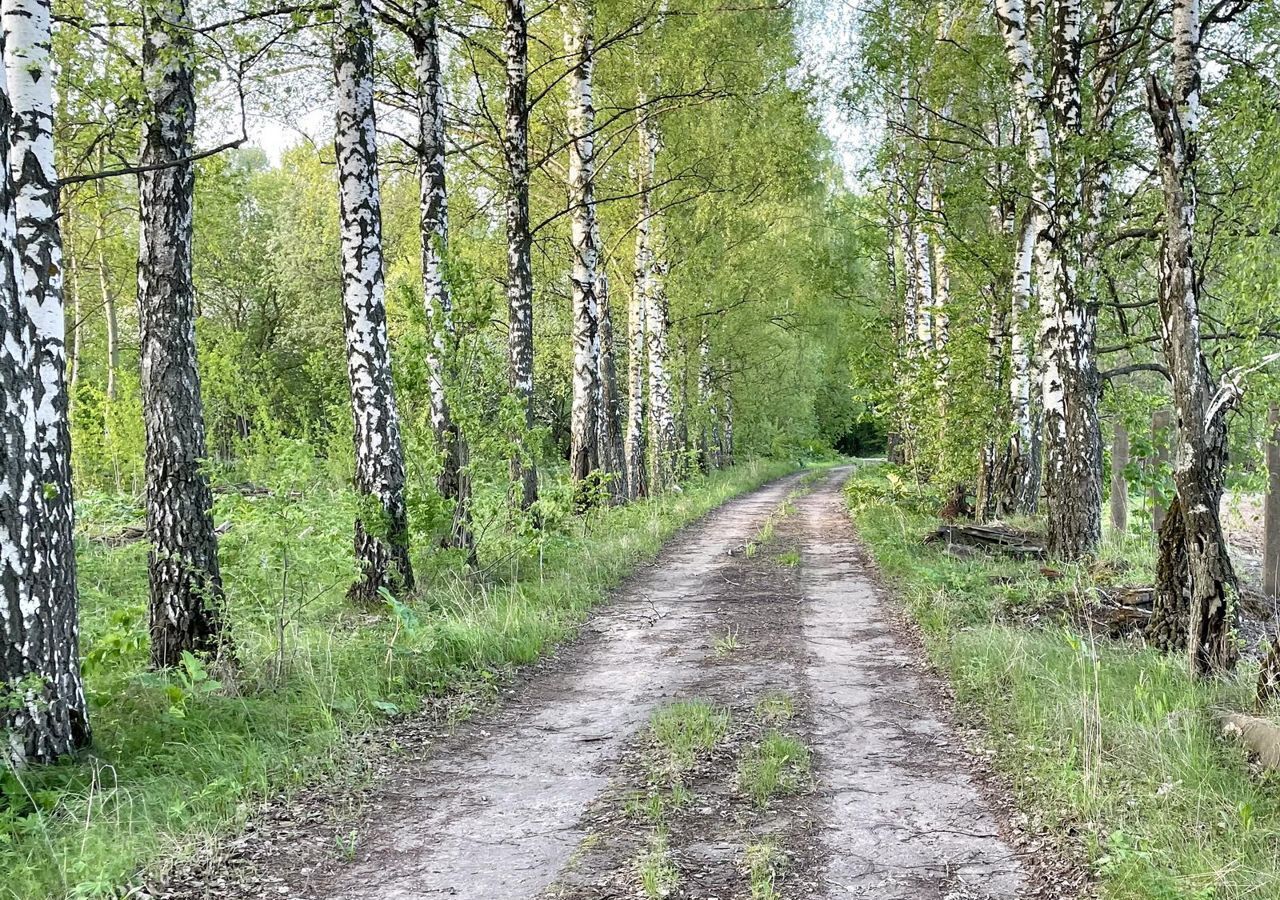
0 458 796 899
845 465 1280 900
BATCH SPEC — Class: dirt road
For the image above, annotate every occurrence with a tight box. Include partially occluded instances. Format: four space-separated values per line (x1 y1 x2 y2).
179 468 1056 899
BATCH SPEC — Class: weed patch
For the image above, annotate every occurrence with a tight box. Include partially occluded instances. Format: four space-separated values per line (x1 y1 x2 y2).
738 730 810 807
845 464 1280 900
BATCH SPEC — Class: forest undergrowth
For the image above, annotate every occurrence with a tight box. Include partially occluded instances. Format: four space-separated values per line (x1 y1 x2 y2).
0 455 799 899
845 465 1280 900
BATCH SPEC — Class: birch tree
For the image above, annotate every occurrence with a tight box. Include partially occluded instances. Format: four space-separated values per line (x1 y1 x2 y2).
994 0 1101 559
1 13 90 764
564 0 603 499
637 113 677 491
999 211 1039 514
137 0 230 666
1145 0 1238 675
333 0 414 602
596 262 624 498
624 102 652 500
504 0 537 511
414 0 472 552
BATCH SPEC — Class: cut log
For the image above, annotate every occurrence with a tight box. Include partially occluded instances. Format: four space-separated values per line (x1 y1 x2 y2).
923 523 1046 560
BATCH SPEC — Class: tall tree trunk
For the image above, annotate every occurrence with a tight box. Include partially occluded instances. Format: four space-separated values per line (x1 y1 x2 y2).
503 0 537 511
1110 421 1129 536
564 0 602 500
1146 0 1237 676
641 115 677 494
0 15 90 765
1150 407 1171 532
624 104 652 500
928 173 950 366
67 222 82 396
414 0 472 553
1266 404 1279 599
883 160 905 465
995 0 1101 560
137 0 230 667
977 285 1007 522
596 267 624 499
334 0 414 603
94 153 118 402
697 323 712 472
997 210 1038 515
1149 496 1189 652
911 173 934 352
722 390 734 467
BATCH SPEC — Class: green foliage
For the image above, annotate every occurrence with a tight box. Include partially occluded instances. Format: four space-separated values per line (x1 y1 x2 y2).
637 831 680 898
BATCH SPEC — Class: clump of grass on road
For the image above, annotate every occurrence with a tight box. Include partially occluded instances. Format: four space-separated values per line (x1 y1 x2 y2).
744 840 784 899
637 830 679 898
754 693 795 724
652 700 730 771
738 729 810 806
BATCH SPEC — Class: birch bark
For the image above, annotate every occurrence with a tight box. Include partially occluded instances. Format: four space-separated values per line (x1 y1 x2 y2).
564 0 602 497
138 0 230 665
334 0 414 602
624 103 653 499
504 0 537 511
0 16 90 763
994 0 1101 559
414 0 472 553
1146 0 1238 675
638 114 677 492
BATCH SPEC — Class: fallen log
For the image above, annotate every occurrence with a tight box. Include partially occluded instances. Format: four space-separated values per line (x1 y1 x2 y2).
1087 587 1155 635
89 520 232 547
923 523 1047 561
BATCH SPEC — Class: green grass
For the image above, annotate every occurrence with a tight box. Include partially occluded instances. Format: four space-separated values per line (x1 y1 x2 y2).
738 730 810 807
713 628 741 658
624 781 692 822
0 457 796 899
637 831 679 898
744 840 783 899
651 700 731 770
776 548 801 567
845 464 1280 900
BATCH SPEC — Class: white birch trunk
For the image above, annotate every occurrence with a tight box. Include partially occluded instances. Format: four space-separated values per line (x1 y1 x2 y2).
1000 209 1038 514
503 0 537 510
564 0 603 497
637 114 677 492
995 0 1100 559
928 177 950 365
0 20 90 763
624 103 653 499
94 149 118 402
414 0 471 553
334 0 414 602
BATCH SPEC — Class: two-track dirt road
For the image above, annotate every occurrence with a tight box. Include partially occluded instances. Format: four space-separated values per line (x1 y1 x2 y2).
171 468 1069 900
